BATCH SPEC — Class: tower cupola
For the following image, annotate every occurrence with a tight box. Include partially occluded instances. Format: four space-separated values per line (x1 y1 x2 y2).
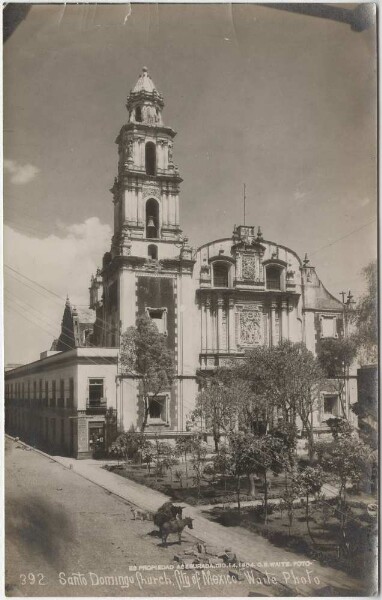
126 67 164 126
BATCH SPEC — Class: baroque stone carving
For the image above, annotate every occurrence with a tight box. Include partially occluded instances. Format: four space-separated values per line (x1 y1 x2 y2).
168 142 173 163
242 255 257 280
142 186 160 200
239 306 263 346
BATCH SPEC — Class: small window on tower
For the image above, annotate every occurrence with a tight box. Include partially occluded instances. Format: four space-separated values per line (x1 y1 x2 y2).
146 198 159 238
135 106 142 122
145 142 156 176
148 244 158 260
146 307 167 335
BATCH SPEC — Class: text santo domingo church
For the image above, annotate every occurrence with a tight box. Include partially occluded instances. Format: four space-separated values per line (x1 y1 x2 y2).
5 69 357 458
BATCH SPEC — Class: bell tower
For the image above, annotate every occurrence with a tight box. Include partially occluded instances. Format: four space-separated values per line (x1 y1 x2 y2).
111 67 184 258
95 67 194 351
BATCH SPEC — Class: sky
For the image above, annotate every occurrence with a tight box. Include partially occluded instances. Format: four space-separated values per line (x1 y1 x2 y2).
4 3 377 364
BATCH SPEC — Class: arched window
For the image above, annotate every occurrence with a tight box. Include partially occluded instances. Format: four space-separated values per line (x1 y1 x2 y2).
213 263 229 287
266 266 281 290
146 199 159 239
148 244 158 260
135 106 142 122
145 142 156 175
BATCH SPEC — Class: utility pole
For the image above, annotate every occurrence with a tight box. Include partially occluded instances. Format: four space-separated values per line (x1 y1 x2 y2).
243 183 246 225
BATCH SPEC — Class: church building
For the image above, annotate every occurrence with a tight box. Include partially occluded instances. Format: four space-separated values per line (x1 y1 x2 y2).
5 68 357 458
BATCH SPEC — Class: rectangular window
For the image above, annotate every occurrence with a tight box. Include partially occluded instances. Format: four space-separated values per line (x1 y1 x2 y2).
323 395 338 416
88 379 104 404
51 418 56 441
61 419 65 445
68 378 74 407
39 379 43 400
213 263 229 288
320 316 337 339
52 380 56 406
148 395 167 422
266 266 281 291
146 307 167 335
27 381 30 399
33 381 37 400
45 381 49 400
60 379 65 400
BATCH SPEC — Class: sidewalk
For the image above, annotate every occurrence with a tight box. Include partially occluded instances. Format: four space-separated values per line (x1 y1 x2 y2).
46 452 364 596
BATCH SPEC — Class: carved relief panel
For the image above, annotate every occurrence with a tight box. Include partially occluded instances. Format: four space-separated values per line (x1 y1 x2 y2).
236 304 264 347
242 255 258 280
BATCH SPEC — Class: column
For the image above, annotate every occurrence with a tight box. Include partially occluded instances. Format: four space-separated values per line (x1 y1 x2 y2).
123 190 130 221
217 298 224 352
201 298 207 352
175 195 179 226
162 193 168 226
205 297 211 352
137 186 143 225
270 302 277 346
164 141 169 171
139 139 144 169
228 298 236 352
281 300 289 340
158 141 164 171
169 195 176 226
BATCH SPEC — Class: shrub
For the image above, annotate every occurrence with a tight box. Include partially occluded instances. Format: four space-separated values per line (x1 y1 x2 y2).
219 510 242 526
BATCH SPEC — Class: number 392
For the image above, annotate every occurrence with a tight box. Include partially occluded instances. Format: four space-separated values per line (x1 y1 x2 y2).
20 573 46 585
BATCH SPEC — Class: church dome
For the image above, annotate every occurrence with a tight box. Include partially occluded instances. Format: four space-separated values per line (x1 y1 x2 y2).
132 67 157 93
126 67 164 124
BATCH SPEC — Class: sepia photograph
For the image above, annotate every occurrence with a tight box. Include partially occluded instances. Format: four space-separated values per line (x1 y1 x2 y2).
3 2 378 597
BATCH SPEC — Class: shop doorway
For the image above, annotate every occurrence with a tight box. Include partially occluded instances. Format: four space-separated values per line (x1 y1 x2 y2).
88 422 105 458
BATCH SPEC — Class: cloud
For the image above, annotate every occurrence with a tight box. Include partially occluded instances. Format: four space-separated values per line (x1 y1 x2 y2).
4 159 40 185
4 218 112 364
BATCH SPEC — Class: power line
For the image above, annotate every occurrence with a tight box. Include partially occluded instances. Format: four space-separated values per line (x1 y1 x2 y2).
310 219 376 257
4 289 119 370
4 264 118 340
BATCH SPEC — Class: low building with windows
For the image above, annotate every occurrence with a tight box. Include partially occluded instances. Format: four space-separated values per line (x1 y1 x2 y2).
5 68 358 457
5 348 118 458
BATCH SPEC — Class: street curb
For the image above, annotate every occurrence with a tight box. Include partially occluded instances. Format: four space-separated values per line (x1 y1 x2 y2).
5 434 297 597
5 434 147 511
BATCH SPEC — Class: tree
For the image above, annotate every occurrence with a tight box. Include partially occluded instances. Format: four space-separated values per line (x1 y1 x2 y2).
213 444 231 493
315 429 371 552
239 341 324 463
175 435 195 484
351 260 378 365
112 429 148 463
299 466 324 544
191 369 251 451
281 468 303 535
227 432 255 514
317 337 357 418
250 433 286 522
142 440 155 474
119 315 175 432
190 436 208 500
